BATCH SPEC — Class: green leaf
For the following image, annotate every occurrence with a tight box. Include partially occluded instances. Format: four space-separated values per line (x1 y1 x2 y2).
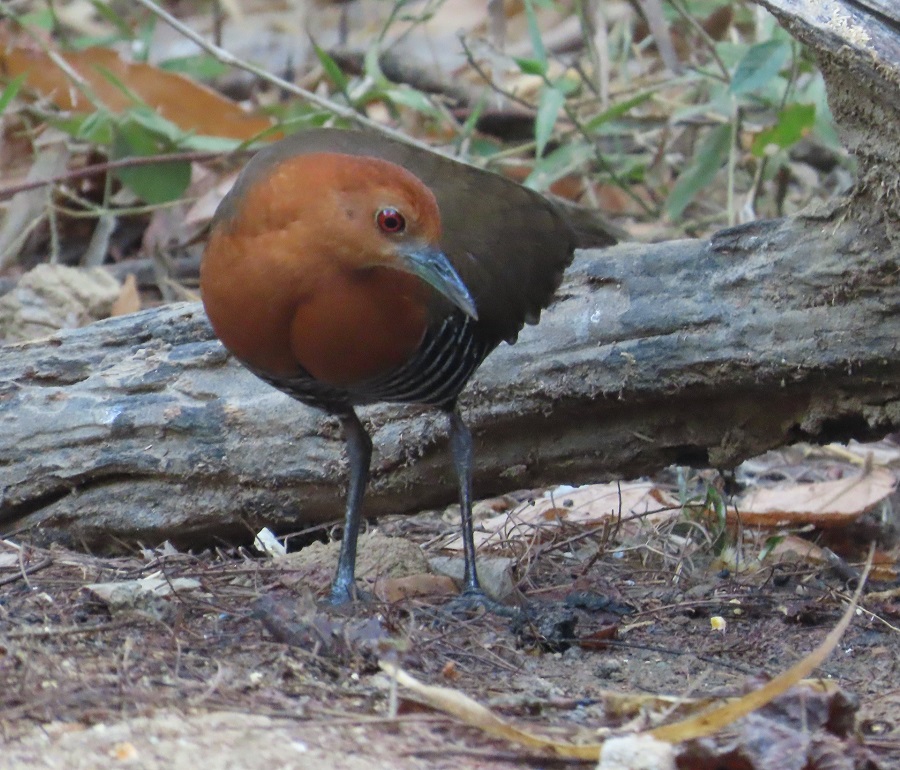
458 95 486 141
159 55 230 80
135 14 157 63
534 86 565 157
729 40 791 96
66 110 115 144
0 73 26 114
362 44 388 86
759 533 786 562
583 90 655 133
554 75 580 97
111 120 191 204
523 0 547 65
179 134 246 153
751 102 815 156
124 106 187 144
803 74 842 151
524 140 593 191
88 0 135 40
514 57 547 77
16 9 55 31
93 64 145 108
665 122 732 220
313 43 349 92
384 87 442 118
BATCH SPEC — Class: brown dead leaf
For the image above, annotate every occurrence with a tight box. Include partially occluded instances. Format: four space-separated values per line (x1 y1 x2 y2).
442 482 678 552
379 661 600 759
577 623 619 652
110 273 141 316
184 171 241 227
0 37 274 141
734 467 896 527
373 573 457 603
0 264 121 343
380 552 870 757
767 534 832 562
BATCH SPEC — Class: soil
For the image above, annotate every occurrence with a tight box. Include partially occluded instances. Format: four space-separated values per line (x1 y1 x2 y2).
1 506 898 769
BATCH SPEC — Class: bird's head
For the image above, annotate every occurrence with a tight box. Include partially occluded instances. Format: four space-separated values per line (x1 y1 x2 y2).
221 151 478 320
202 148 484 382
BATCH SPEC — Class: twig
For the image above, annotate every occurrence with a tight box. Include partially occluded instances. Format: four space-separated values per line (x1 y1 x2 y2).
457 34 537 112
130 0 432 152
0 557 53 587
6 618 133 639
0 150 237 201
668 0 730 83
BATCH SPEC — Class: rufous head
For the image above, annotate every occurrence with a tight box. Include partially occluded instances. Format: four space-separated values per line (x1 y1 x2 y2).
201 150 476 385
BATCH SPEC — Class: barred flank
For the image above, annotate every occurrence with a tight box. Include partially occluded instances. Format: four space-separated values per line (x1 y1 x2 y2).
252 314 494 412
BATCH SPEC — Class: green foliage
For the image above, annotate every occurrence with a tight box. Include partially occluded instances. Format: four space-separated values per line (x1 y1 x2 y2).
525 141 594 190
677 472 733 557
111 117 191 204
751 102 816 156
582 90 656 134
514 57 548 77
758 533 786 562
0 74 26 115
159 55 230 81
0 0 845 226
535 86 565 157
523 0 549 66
312 43 350 95
666 123 732 220
729 40 792 97
496 1 845 226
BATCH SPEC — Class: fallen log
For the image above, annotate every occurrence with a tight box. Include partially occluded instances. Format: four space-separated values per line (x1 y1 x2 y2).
2 211 898 548
3 0 900 549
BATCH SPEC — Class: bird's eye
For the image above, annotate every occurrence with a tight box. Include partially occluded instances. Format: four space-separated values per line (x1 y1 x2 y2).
376 208 406 234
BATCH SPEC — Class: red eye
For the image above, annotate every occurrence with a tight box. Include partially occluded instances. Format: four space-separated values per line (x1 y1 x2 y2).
376 208 406 234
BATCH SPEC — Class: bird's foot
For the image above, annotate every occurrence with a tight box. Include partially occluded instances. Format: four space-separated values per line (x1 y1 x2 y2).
441 588 525 619
325 581 371 608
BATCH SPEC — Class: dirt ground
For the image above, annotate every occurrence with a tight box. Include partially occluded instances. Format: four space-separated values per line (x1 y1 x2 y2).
1 487 898 770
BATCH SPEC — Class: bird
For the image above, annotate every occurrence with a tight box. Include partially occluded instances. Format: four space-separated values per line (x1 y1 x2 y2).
200 128 615 609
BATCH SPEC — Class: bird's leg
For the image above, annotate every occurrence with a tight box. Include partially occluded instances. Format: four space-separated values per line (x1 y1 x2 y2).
447 405 481 595
446 407 520 618
329 409 373 604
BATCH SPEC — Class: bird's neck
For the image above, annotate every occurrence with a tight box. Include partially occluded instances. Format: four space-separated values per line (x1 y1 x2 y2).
289 266 430 387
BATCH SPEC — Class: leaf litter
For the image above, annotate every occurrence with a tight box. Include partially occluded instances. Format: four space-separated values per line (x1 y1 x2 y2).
0 0 897 766
1 439 897 768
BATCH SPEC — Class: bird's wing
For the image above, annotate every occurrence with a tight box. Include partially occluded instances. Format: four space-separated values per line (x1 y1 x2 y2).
221 129 581 344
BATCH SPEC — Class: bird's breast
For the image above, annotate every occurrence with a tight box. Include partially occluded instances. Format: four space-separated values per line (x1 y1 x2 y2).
289 267 431 387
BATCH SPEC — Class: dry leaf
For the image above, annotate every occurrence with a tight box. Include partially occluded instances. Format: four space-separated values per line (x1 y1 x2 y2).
442 482 677 551
379 661 601 759
0 37 274 140
373 573 457 602
0 264 121 343
766 534 831 562
184 172 241 227
110 273 141 316
379 552 869 755
734 467 896 527
827 439 900 467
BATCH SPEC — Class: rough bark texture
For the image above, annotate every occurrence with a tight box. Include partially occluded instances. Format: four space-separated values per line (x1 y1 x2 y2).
757 0 900 236
2 0 899 549
2 211 898 548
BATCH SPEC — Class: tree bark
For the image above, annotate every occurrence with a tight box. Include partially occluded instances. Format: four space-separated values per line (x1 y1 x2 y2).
756 0 900 237
2 211 898 549
2 0 900 549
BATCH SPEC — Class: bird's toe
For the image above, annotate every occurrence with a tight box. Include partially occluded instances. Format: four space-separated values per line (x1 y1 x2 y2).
441 589 524 619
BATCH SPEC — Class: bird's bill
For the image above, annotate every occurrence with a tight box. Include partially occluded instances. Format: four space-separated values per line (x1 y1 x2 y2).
395 244 479 319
